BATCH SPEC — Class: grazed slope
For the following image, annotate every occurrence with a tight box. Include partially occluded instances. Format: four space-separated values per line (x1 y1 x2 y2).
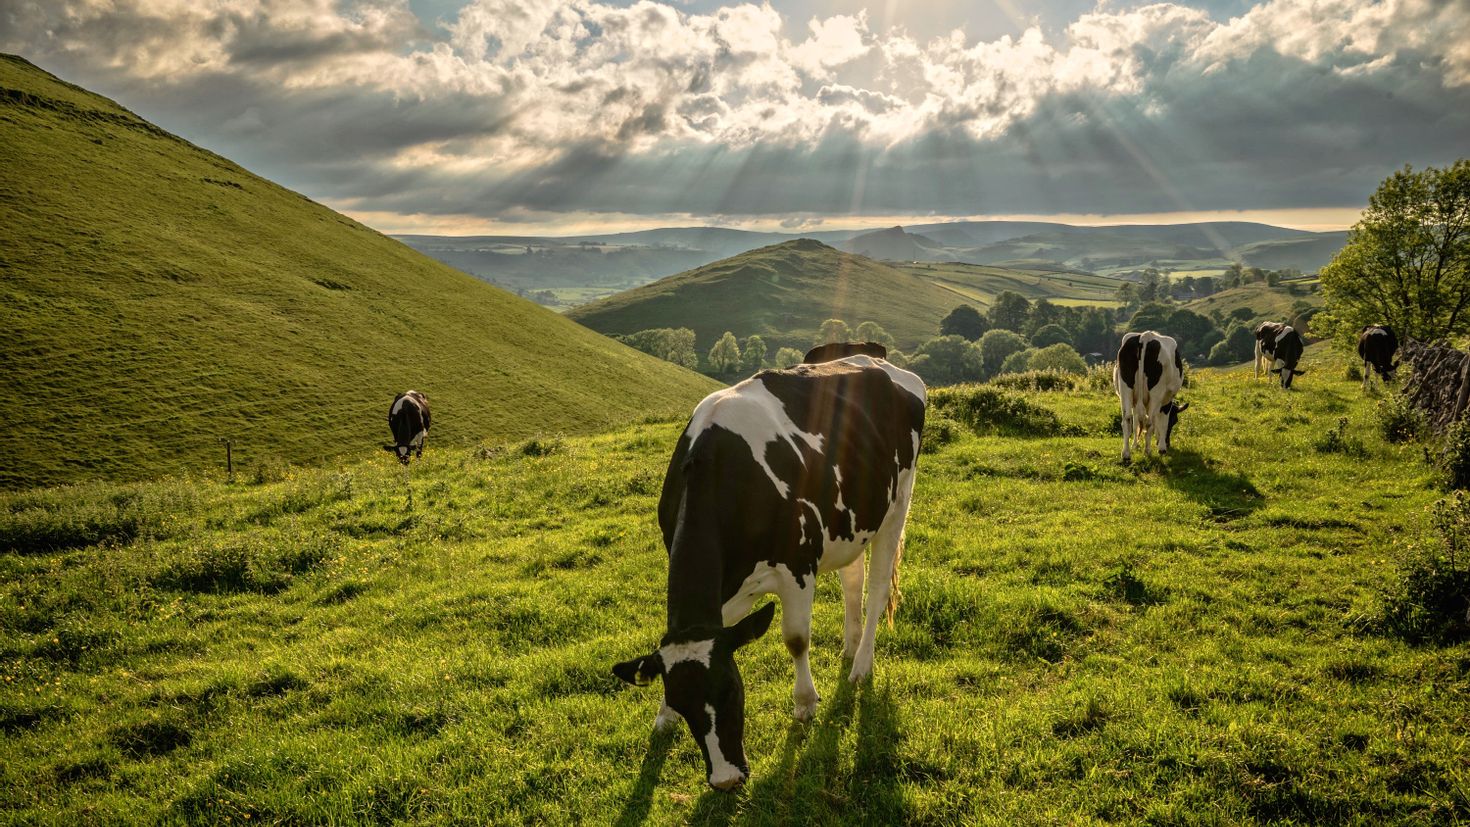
566 240 1118 352
0 54 717 488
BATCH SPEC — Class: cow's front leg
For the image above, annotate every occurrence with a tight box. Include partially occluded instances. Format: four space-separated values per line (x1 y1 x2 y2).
781 579 818 722
653 702 679 732
839 557 864 658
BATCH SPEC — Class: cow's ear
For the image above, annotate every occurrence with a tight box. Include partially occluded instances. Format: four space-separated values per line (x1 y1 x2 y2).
612 653 663 686
723 603 776 650
1174 401 1189 413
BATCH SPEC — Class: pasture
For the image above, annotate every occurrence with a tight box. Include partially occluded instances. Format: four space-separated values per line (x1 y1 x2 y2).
3 348 1467 824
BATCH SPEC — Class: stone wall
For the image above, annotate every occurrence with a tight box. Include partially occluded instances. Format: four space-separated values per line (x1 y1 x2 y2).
1401 339 1470 433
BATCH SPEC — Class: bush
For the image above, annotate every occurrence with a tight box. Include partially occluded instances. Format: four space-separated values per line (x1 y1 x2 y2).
1314 417 1366 457
1376 394 1426 444
978 329 1028 378
1027 343 1088 375
999 348 1035 375
920 413 960 453
1030 324 1072 348
1442 417 1470 490
1086 362 1115 392
928 386 1068 437
988 370 1078 392
1379 493 1470 644
910 336 984 385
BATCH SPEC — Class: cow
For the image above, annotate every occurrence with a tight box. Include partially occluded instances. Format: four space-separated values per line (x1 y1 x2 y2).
1269 327 1305 389
1254 321 1288 380
1115 331 1188 463
803 341 888 364
612 355 925 790
384 390 430 465
1358 325 1399 389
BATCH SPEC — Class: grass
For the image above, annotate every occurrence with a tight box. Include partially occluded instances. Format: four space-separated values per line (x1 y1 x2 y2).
1184 282 1324 324
0 54 717 489
3 346 1468 824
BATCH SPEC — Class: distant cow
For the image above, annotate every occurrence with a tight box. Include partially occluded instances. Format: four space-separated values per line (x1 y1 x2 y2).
804 341 888 364
1267 326 1305 389
384 390 430 465
1358 325 1399 389
1115 331 1188 463
1254 321 1289 380
612 355 925 790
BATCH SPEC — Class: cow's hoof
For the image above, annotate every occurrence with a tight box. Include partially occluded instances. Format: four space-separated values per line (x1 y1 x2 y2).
653 709 679 732
793 697 819 722
847 664 873 684
1121 456 1132 466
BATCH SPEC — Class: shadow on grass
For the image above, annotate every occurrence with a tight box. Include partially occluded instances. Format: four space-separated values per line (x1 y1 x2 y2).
687 677 907 826
614 726 679 827
1162 448 1264 520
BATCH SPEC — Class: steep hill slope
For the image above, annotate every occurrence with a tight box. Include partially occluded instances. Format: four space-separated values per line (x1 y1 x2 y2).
565 240 973 350
0 54 717 489
839 226 947 261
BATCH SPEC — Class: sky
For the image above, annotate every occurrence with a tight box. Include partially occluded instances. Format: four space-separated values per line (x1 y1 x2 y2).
3 0 1468 236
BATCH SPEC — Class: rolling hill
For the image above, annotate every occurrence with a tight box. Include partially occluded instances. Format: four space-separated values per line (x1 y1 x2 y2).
565 240 1122 353
0 54 718 489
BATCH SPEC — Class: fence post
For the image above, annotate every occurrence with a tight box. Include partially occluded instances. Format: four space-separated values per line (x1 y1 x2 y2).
219 437 233 481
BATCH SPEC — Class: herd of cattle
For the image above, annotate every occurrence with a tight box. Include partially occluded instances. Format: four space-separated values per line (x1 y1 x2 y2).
384 324 1401 790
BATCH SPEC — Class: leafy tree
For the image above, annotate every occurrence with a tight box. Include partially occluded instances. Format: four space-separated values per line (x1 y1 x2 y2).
1265 269 1282 287
815 319 852 345
1073 308 1114 356
1000 348 1036 374
885 349 908 368
1026 299 1064 336
1209 322 1256 366
909 336 983 385
774 347 804 368
740 335 767 373
939 305 987 341
988 291 1031 332
1127 302 1174 333
1138 270 1165 303
854 321 897 351
618 327 698 370
1030 323 1073 348
1222 262 1243 289
1320 160 1470 341
707 331 742 374
1165 308 1221 358
1027 343 1087 375
1228 306 1255 322
978 329 1028 378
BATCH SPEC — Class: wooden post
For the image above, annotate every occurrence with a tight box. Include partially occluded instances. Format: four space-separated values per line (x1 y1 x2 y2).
219 438 233 481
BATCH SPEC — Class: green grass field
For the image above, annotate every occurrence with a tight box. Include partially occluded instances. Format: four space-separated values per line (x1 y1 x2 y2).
4 347 1466 824
1184 283 1324 326
0 54 716 489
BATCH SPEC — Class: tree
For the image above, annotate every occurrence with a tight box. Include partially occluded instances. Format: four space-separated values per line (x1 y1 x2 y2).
1164 308 1221 359
988 291 1031 332
1030 323 1073 348
1000 348 1036 374
1073 308 1113 356
854 321 897 351
1320 160 1470 342
978 329 1028 378
1208 322 1256 366
939 305 988 341
740 335 767 373
814 319 852 345
1127 302 1174 333
618 328 698 370
1026 299 1063 336
908 336 983 385
1028 343 1087 375
707 331 742 374
774 347 804 368
1222 262 1244 289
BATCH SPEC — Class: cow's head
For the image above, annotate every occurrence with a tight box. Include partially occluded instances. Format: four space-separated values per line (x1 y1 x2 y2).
612 603 775 790
382 443 413 465
1161 400 1189 451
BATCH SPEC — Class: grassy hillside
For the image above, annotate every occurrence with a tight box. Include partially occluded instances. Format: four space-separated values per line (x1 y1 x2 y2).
567 241 1118 352
566 239 975 351
1185 281 1324 326
3 349 1466 822
0 55 717 489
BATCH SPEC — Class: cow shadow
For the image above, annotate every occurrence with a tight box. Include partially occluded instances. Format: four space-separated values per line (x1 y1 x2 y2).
613 727 679 827
684 677 907 826
1162 448 1264 520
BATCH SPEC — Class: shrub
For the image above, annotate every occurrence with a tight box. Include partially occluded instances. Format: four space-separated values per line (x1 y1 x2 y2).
1376 394 1426 444
928 386 1068 437
999 348 1035 375
1314 418 1366 457
1027 343 1088 375
988 370 1078 392
920 413 960 453
518 436 565 457
910 335 984 385
1442 417 1470 490
978 329 1028 377
774 347 804 368
1379 493 1470 644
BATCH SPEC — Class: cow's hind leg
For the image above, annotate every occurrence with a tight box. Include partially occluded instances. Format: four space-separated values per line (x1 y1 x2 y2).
849 473 914 683
840 557 864 659
1119 393 1134 464
780 577 819 721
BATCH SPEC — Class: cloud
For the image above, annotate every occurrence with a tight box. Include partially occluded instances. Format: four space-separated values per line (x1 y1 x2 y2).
2 0 1467 225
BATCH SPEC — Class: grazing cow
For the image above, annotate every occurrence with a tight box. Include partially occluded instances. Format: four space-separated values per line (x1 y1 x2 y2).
612 356 925 790
1268 327 1306 389
1114 331 1188 463
1254 321 1289 379
803 341 888 364
1358 325 1399 389
384 390 430 465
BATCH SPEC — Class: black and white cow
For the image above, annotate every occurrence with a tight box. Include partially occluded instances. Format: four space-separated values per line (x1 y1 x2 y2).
1115 331 1188 463
803 341 888 364
1358 325 1399 389
1270 327 1305 389
1254 321 1288 380
384 390 430 465
612 355 925 790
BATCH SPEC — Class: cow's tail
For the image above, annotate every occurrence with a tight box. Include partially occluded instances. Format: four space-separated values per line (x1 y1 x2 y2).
885 529 905 626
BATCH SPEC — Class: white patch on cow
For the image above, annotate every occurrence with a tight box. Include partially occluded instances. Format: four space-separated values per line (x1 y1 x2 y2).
684 381 823 498
1272 358 1286 370
703 705 744 788
832 467 847 514
396 445 409 459
831 355 927 405
391 396 408 417
1275 327 1295 347
659 638 715 668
